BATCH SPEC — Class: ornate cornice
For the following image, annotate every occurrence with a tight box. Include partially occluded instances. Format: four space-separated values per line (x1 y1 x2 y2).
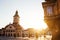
44 15 60 20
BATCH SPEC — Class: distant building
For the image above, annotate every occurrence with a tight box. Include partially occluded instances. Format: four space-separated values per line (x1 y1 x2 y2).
22 29 29 37
27 28 36 37
0 10 36 40
0 10 23 37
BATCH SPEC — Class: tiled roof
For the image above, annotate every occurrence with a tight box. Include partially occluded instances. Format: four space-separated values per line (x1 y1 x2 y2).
5 23 23 30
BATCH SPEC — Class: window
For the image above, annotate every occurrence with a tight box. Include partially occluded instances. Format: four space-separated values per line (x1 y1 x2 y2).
47 6 53 15
10 26 12 28
14 34 16 37
8 34 10 37
11 30 12 32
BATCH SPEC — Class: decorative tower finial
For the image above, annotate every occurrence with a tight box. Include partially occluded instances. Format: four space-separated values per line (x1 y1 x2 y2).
13 10 20 24
14 10 19 17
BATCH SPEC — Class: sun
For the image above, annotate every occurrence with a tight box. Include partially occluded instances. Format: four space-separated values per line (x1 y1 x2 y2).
33 20 48 30
20 3 48 30
20 12 48 30
20 11 48 30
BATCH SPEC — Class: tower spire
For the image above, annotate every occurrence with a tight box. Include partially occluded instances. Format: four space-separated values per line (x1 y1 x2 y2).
14 10 19 17
13 10 20 24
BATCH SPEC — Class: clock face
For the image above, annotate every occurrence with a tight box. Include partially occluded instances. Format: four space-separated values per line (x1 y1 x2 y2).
47 6 52 15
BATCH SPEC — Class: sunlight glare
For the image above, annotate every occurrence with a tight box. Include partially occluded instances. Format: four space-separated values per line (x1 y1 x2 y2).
34 21 48 30
20 9 48 30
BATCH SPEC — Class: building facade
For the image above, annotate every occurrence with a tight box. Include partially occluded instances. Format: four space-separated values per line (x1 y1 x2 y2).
0 11 23 37
42 0 60 40
0 10 36 40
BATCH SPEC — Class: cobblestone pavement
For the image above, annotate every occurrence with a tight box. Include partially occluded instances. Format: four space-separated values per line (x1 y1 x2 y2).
0 35 52 40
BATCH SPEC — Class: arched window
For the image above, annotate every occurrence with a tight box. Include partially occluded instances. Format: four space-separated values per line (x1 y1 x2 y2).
47 6 53 16
8 33 10 37
11 30 12 32
11 33 12 36
14 34 16 37
0 34 1 36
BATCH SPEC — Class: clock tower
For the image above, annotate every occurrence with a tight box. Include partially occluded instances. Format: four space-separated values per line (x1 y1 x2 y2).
13 10 20 24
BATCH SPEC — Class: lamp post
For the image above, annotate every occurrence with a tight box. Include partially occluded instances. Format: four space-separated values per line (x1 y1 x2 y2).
42 29 46 40
35 32 38 40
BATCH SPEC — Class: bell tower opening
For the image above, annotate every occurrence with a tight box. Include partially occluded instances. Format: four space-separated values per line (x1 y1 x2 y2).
13 10 20 24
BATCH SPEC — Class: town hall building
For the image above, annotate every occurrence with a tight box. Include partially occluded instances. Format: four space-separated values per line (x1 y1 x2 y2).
0 10 23 37
0 10 36 40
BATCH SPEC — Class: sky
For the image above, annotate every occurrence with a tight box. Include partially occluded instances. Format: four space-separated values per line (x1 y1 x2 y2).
0 0 47 30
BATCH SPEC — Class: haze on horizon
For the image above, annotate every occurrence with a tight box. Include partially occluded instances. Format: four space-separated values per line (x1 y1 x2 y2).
0 0 47 30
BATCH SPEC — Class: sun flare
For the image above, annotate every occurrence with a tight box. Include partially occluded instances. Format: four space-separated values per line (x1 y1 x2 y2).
20 10 48 30
34 21 48 30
